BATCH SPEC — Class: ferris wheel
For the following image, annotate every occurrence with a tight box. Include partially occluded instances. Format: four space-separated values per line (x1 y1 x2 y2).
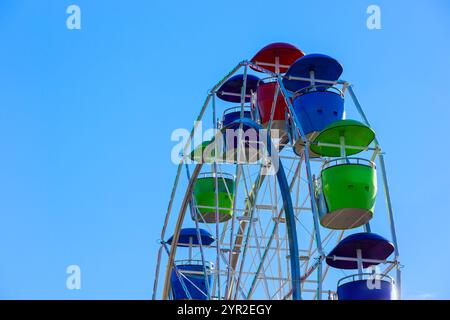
152 42 402 300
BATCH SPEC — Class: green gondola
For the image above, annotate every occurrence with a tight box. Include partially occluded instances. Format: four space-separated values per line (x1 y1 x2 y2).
193 173 235 223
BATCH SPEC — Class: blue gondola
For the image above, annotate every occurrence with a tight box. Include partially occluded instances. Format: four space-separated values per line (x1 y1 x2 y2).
171 261 213 300
282 54 345 155
167 228 215 247
282 53 343 92
337 274 396 300
168 228 214 300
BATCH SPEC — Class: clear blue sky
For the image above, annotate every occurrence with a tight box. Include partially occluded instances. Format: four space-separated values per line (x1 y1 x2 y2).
0 0 449 299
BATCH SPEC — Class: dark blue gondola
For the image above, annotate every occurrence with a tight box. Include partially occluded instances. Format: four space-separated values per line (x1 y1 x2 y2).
171 262 212 300
222 107 253 126
168 228 214 300
327 232 394 269
221 108 260 163
337 274 396 300
326 232 397 300
217 74 260 103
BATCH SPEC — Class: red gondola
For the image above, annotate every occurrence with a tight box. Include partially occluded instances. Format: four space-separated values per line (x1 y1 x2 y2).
251 42 304 73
